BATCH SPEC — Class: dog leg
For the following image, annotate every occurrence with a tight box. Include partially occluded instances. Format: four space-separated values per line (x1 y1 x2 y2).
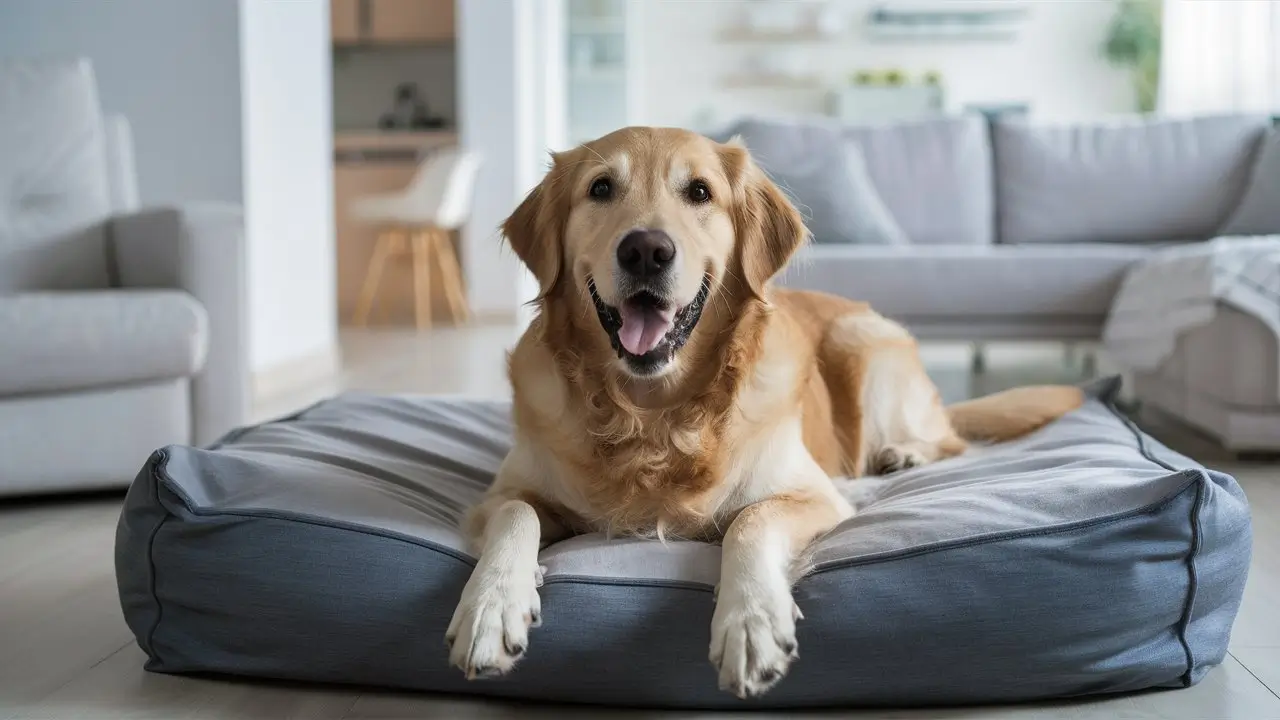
710 488 849 698
446 497 548 679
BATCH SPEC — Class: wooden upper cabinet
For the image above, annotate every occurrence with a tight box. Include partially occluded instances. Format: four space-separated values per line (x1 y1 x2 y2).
367 0 455 43
331 0 362 43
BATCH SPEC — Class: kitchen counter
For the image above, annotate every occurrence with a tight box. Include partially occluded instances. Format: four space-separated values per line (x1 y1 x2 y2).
334 130 457 162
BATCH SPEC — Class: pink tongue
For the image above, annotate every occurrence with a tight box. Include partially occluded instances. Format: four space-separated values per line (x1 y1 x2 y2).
618 302 676 356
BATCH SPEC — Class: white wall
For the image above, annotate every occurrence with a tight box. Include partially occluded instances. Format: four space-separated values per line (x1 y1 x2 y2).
0 0 244 204
240 0 338 373
458 0 566 322
634 0 1134 129
0 0 337 376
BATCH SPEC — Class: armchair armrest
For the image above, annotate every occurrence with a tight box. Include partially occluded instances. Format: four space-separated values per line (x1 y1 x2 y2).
110 204 248 445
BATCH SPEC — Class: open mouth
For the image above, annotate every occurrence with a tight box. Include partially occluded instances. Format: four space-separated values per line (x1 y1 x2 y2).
587 276 712 375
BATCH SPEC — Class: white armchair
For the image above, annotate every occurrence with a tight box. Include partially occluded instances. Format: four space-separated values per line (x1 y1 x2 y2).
0 58 248 496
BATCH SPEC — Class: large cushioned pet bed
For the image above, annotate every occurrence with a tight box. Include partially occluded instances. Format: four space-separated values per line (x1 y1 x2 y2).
114 378 1251 709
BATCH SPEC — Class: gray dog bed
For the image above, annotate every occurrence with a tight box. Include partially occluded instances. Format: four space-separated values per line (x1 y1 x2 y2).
114 377 1251 709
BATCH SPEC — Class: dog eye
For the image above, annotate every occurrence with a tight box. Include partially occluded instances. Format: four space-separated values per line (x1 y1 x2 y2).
686 179 712 204
589 177 613 201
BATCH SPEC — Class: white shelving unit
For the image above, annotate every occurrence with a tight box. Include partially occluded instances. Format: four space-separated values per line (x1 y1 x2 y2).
566 0 637 145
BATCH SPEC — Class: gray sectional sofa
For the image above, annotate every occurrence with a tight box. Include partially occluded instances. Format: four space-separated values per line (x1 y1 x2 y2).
724 112 1275 341
721 112 1280 450
0 59 249 496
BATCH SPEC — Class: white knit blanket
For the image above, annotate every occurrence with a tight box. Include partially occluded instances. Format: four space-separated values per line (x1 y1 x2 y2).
1103 236 1280 399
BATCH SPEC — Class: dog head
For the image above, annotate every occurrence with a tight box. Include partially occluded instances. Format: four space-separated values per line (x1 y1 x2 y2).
503 127 806 378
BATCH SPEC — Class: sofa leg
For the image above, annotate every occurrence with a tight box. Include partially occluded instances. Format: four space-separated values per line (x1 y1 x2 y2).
970 344 986 375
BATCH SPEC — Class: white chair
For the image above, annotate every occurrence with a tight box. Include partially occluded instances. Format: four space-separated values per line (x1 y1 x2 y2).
350 147 482 329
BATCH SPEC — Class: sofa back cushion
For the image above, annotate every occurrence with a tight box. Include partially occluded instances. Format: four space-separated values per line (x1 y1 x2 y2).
1219 127 1280 237
0 58 113 292
995 114 1270 245
722 115 994 245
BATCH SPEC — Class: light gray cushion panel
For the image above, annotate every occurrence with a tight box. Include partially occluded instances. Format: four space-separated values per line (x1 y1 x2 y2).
721 128 906 245
995 114 1271 245
111 205 249 446
0 58 113 291
103 114 141 214
724 115 993 246
779 243 1150 321
0 290 208 396
0 378 189 497
1142 304 1278 409
115 380 1251 708
1220 129 1280 237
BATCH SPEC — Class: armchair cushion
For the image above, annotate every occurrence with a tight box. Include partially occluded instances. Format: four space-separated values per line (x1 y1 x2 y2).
110 204 248 445
0 58 114 292
0 290 208 396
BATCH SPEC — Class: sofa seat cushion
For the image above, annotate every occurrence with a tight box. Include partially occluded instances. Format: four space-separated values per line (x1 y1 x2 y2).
113 380 1251 708
779 243 1150 323
0 290 208 395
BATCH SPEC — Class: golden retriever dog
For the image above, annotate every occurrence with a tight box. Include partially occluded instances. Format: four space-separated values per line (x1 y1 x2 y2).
445 127 1083 698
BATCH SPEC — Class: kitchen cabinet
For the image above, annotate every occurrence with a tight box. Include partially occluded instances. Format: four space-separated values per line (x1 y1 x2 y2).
332 0 454 45
368 0 454 42
334 132 461 326
331 0 362 43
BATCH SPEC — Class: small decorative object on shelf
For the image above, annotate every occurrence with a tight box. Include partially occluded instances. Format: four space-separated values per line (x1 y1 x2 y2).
865 1 1029 41
922 70 942 86
852 70 878 86
884 69 907 86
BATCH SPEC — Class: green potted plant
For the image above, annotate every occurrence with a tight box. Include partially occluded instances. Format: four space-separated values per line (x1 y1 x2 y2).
1102 0 1163 112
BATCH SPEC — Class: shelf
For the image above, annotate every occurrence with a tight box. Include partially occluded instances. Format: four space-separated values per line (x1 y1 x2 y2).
570 18 625 35
570 67 626 83
722 75 823 89
865 24 1018 41
718 28 839 43
865 1 1028 42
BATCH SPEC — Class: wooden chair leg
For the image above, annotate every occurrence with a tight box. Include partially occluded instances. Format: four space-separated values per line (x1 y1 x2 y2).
410 230 433 330
431 228 470 324
353 231 396 327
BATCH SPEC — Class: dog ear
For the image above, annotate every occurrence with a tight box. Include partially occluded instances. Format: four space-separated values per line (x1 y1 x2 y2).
502 161 567 300
718 140 808 302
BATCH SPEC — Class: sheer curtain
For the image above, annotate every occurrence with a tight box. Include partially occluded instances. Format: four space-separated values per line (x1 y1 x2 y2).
1159 0 1280 114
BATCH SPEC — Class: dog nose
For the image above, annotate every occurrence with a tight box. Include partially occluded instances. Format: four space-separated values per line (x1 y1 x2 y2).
616 229 676 278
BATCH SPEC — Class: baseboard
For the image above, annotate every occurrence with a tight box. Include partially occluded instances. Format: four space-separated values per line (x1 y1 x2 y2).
251 345 342 404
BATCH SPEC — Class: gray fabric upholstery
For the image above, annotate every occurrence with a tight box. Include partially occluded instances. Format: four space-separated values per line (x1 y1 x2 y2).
111 205 249 446
103 114 141 213
1220 129 1280 237
115 380 1251 708
995 114 1271 245
1133 304 1280 451
724 125 906 245
0 378 190 497
722 115 993 246
0 58 113 291
780 243 1150 323
0 291 207 395
0 58 249 495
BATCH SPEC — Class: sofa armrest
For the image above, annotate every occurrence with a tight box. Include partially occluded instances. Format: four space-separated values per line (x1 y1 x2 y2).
110 204 248 446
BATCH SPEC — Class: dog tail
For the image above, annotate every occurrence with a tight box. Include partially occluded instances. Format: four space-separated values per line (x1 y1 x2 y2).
947 385 1085 443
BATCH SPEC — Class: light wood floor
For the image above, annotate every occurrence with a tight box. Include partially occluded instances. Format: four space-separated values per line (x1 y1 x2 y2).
3 328 1278 720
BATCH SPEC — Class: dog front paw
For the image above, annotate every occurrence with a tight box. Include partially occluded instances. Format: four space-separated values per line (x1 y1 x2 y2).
709 582 802 698
445 563 542 679
872 445 927 475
